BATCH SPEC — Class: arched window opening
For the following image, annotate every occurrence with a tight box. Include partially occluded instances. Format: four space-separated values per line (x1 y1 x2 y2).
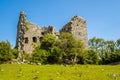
33 37 37 43
25 37 28 43
41 32 44 35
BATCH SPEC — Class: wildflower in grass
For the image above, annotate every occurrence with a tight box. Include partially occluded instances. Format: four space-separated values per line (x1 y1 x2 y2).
0 67 4 72
0 69 4 72
101 69 104 71
36 71 39 74
19 71 22 74
56 72 60 75
57 76 59 78
113 74 116 77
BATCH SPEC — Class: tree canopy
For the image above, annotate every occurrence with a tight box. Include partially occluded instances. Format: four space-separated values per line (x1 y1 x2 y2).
0 34 120 65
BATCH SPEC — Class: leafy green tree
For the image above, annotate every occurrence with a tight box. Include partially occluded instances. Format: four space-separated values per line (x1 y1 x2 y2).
109 52 120 63
83 50 98 64
32 47 48 64
12 49 19 59
0 41 14 63
105 40 116 52
41 34 56 50
59 32 75 54
58 32 85 64
101 40 116 64
71 40 85 64
89 37 104 51
89 37 120 64
116 39 120 50
89 37 105 61
48 46 62 64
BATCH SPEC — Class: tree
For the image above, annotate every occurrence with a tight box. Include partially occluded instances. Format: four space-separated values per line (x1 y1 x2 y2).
41 34 56 50
12 49 19 59
89 37 105 62
89 37 120 64
71 40 85 64
89 37 105 51
0 41 14 63
58 32 85 64
32 47 48 64
48 46 62 64
83 50 98 64
109 52 120 63
116 39 120 50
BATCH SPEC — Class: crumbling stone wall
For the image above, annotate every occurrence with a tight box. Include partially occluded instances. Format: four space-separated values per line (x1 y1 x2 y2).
16 12 88 54
16 11 58 54
60 16 88 48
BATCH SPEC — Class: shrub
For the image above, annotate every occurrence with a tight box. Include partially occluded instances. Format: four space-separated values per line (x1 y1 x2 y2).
32 48 48 64
83 50 98 64
0 41 14 63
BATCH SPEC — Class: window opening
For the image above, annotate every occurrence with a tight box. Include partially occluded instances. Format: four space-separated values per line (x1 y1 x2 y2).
33 37 37 43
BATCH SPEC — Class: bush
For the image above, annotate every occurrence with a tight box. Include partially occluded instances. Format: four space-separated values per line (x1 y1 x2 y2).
109 51 120 63
0 41 14 63
83 50 98 64
32 48 48 64
12 49 19 59
48 46 62 64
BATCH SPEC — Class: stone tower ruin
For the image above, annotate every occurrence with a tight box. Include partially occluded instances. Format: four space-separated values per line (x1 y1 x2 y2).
16 11 88 54
60 16 88 48
16 11 58 54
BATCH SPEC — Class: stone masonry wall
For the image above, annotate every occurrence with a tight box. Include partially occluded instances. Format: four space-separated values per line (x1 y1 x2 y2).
16 11 58 54
60 16 88 48
16 12 88 54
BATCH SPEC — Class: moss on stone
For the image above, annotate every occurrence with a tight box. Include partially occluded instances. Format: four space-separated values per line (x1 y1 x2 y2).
25 21 31 30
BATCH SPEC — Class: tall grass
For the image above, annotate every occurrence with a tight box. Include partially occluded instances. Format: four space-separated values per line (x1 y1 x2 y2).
0 64 120 80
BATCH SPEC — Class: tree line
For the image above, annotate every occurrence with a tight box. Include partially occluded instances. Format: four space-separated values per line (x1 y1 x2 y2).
89 37 120 64
0 33 120 64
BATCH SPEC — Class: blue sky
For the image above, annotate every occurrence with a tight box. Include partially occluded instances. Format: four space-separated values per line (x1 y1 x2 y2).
0 0 120 47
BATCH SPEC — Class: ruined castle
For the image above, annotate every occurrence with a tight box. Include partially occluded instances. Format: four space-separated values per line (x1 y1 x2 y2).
16 11 88 54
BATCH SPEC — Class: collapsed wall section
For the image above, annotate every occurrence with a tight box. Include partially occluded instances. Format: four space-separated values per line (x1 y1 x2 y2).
60 16 88 48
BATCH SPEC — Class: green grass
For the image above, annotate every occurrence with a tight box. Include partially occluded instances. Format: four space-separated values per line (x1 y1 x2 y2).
0 64 120 80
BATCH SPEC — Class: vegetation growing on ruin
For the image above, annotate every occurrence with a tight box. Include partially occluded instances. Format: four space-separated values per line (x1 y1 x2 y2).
31 33 120 64
0 33 120 64
25 21 31 30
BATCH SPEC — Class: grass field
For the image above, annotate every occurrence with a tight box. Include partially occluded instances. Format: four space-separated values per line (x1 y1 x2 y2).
0 64 120 80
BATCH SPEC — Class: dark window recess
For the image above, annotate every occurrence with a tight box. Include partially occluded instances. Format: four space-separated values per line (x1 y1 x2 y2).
39 37 43 41
25 37 28 43
41 32 44 35
33 37 37 43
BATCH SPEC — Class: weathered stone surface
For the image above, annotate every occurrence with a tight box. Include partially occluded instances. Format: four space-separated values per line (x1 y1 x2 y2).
60 16 88 48
16 11 58 54
16 12 88 54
